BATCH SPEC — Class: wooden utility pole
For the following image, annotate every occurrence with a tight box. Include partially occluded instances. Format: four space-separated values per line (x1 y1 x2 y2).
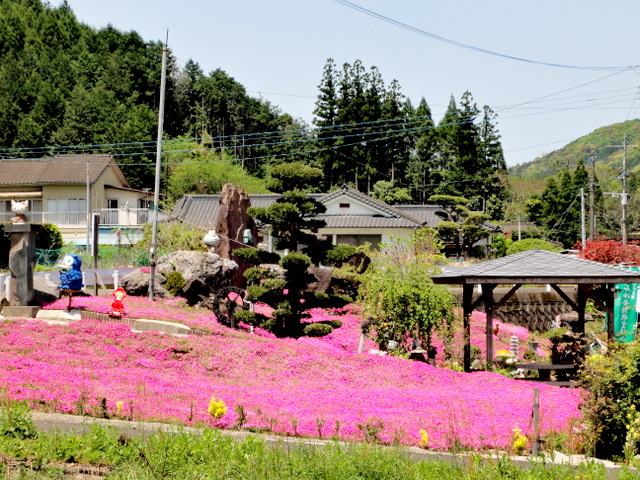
589 150 596 240
605 135 638 245
580 188 586 246
149 32 168 300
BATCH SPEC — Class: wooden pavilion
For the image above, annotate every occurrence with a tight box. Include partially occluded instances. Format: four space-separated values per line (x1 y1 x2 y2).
432 249 640 372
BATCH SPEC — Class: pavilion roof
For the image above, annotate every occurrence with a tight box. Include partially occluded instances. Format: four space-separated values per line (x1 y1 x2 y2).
432 249 640 285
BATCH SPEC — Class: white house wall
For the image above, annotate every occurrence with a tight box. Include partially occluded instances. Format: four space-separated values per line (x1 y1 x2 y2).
323 196 389 216
319 227 417 245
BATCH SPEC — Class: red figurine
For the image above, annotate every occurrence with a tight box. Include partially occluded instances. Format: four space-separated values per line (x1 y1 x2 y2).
109 288 127 317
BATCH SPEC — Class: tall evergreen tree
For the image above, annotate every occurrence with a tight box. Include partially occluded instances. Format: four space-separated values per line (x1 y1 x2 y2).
406 97 437 203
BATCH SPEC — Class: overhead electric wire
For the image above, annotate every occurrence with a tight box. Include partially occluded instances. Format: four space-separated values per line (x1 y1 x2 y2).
333 0 638 71
497 69 633 114
2 71 638 159
2 89 635 161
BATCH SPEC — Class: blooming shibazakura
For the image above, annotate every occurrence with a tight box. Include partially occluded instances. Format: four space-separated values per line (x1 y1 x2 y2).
4 300 583 451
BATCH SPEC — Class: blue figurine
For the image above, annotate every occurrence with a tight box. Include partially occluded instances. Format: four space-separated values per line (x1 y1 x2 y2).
57 254 83 290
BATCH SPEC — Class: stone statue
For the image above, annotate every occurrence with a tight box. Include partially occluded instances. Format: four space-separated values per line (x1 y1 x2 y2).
11 200 28 224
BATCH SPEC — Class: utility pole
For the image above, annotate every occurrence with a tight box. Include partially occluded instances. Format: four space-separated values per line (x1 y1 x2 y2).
588 150 596 240
606 135 638 245
580 188 586 246
86 161 91 253
149 32 168 300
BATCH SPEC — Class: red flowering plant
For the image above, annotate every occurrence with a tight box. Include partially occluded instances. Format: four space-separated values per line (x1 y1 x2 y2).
576 236 640 265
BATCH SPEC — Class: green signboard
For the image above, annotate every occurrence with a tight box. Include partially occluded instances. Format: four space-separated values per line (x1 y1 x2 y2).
614 267 640 342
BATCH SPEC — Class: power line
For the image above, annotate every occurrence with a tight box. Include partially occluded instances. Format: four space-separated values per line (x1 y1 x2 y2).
333 0 639 71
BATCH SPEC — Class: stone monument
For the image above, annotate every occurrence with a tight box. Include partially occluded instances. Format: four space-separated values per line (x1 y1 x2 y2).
214 183 259 286
4 200 40 317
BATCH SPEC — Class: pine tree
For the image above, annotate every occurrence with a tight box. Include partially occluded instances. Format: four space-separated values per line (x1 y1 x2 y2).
234 163 350 337
406 97 437 203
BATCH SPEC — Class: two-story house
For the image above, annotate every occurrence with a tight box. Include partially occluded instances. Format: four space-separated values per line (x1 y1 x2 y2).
0 155 153 246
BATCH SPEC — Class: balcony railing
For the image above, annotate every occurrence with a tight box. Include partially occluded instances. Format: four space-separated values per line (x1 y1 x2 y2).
0 208 152 227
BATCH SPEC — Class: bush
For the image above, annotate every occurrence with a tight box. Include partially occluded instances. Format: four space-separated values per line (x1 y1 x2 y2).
135 222 207 257
234 248 280 265
506 238 560 255
0 401 38 440
578 237 640 265
164 271 185 296
579 342 640 459
303 323 334 337
36 223 64 250
324 244 358 265
233 310 257 325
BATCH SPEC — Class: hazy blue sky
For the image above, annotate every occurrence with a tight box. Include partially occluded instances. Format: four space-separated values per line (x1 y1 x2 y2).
56 0 640 168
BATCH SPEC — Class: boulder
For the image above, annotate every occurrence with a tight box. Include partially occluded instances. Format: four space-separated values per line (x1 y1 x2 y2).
306 265 332 293
155 250 238 306
33 276 61 305
120 269 170 298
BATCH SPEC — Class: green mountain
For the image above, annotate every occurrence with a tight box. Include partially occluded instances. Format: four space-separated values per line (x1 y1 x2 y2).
508 119 640 181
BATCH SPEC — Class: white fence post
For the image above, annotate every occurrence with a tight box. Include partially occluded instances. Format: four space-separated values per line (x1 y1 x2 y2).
4 276 10 301
113 270 120 290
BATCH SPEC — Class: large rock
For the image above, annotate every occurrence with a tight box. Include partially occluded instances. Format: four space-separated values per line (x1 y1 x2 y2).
306 266 332 293
215 183 258 286
155 250 238 306
33 276 61 305
120 269 170 298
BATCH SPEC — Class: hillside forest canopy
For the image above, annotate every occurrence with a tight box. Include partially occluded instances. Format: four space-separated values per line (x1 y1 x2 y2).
2 0 637 248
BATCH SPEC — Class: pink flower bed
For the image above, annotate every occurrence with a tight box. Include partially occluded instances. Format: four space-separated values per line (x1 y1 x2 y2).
4 298 582 450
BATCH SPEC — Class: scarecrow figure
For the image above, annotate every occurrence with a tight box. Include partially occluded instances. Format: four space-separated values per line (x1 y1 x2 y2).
110 288 127 317
57 254 83 291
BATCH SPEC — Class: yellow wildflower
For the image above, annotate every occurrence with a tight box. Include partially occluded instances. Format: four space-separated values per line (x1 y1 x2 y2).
512 426 527 455
207 397 227 419
418 429 429 449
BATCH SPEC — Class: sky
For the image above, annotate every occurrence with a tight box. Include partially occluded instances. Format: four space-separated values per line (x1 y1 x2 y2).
54 0 640 169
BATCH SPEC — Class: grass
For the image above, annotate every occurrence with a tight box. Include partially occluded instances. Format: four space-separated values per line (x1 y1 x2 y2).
0 415 628 480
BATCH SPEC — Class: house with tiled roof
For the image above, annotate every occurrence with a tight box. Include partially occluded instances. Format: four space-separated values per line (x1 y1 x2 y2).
0 155 154 246
172 184 451 250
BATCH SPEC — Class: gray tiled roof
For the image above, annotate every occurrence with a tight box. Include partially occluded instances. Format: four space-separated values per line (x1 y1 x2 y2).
395 205 450 226
316 214 424 229
432 249 640 284
171 187 430 230
0 155 119 186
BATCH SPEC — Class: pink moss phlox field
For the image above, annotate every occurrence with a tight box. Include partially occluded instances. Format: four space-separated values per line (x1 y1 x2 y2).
11 298 583 450
429 311 550 362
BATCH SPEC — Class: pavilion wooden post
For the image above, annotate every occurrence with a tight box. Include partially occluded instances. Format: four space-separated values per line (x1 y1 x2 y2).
462 284 474 372
576 286 586 335
482 284 496 369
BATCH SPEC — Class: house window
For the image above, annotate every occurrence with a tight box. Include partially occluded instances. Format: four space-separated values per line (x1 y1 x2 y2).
103 199 119 225
336 234 381 248
46 198 86 225
137 198 153 224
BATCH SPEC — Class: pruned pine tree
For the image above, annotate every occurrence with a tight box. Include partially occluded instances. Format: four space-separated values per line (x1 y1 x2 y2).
234 163 350 338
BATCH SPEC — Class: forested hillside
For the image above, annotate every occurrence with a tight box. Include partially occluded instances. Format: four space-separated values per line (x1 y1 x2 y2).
0 0 508 218
508 119 640 182
505 120 640 246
